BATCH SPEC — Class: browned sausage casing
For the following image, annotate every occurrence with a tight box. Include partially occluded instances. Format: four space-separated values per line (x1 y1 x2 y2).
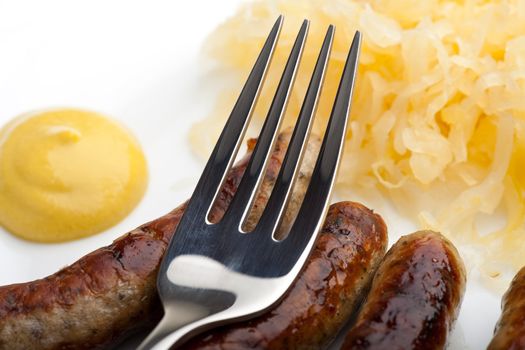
0 130 387 350
488 267 525 350
341 231 466 350
181 201 387 350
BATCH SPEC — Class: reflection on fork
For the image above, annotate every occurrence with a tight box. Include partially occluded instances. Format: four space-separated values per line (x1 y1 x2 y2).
139 15 361 350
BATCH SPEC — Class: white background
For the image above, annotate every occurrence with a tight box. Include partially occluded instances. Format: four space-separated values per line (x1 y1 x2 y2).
0 1 502 349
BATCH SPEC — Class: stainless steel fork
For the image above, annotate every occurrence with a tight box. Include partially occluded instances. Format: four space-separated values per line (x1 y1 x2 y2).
139 16 361 350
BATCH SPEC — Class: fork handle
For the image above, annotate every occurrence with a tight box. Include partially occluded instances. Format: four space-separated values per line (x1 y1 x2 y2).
138 289 285 350
138 255 294 349
137 297 259 350
137 304 210 350
138 285 237 350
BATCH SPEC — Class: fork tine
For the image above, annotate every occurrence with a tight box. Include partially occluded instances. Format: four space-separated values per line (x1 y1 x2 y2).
184 16 282 222
221 19 309 229
280 31 361 256
253 25 334 239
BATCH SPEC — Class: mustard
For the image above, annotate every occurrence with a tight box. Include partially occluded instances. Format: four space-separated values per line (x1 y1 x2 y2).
0 109 148 242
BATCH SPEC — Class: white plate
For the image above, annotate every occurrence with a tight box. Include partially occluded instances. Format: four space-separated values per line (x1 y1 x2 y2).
0 1 501 349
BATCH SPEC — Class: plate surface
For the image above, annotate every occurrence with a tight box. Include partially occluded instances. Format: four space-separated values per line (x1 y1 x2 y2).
0 1 502 349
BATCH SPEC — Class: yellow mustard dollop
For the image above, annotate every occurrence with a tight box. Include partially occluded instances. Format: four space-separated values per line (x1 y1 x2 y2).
0 109 148 242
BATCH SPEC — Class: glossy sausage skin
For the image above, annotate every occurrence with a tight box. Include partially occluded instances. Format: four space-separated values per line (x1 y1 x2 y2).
342 231 466 350
0 129 388 350
182 201 388 350
488 267 525 350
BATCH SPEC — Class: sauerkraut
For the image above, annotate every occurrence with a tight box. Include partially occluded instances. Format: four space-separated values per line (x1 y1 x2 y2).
190 0 525 278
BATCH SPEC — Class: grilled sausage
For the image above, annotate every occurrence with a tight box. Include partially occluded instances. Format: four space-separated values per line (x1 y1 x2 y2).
0 129 388 350
341 231 466 350
488 266 525 350
181 201 387 350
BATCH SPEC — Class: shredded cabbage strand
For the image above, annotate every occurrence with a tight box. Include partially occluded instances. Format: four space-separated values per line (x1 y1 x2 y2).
190 0 525 279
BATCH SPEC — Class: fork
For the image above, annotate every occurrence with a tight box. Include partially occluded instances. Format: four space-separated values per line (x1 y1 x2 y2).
139 16 361 350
